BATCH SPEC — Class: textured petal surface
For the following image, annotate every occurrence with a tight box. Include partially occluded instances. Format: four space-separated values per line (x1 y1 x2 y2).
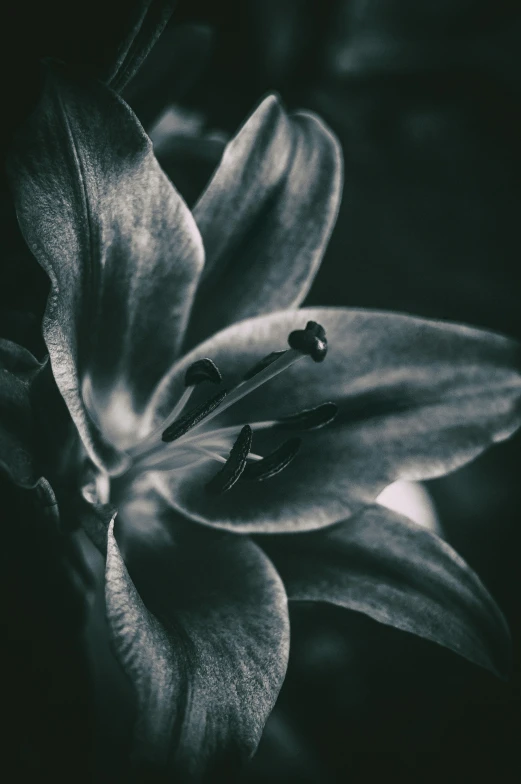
146 308 521 532
184 95 342 347
8 68 204 468
105 500 289 781
258 504 512 679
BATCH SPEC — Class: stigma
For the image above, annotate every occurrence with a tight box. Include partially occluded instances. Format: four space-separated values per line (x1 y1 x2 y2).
125 322 337 494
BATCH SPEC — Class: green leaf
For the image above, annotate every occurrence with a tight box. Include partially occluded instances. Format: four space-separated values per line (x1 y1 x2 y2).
8 66 204 469
259 504 512 679
105 505 289 781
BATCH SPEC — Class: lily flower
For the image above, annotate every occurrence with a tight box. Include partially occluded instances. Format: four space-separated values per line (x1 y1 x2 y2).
7 67 521 781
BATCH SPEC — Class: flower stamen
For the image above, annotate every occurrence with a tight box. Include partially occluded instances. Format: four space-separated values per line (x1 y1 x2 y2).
242 438 302 481
195 446 263 464
178 401 337 448
185 358 222 386
125 322 329 492
180 348 304 437
242 350 287 381
288 321 328 362
162 388 228 443
206 425 253 494
274 402 338 430
183 321 328 437
129 357 223 458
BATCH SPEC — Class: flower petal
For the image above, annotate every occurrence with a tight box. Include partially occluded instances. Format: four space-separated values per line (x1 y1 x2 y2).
0 337 41 380
105 506 289 780
147 308 521 532
184 95 342 348
8 67 204 467
124 23 214 130
0 339 39 486
258 504 512 679
104 0 176 92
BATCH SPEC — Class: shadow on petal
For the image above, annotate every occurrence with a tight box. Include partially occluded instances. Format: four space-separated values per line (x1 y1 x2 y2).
105 504 290 781
258 504 512 679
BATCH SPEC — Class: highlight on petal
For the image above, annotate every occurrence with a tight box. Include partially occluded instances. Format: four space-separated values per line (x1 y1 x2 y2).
184 94 343 347
258 504 512 679
377 479 441 533
146 307 521 533
105 507 289 781
7 66 204 468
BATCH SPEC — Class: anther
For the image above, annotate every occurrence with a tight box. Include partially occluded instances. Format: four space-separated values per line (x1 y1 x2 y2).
287 321 327 362
185 358 222 387
162 389 228 443
206 425 253 494
275 402 338 431
242 437 302 481
243 351 287 381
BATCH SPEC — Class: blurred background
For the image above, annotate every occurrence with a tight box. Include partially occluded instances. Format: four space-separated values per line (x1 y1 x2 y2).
1 1 520 781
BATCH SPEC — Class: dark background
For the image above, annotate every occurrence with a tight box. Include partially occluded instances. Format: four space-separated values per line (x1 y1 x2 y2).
1 1 520 781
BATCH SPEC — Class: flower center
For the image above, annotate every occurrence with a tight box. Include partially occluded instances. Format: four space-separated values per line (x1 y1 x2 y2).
122 321 336 494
